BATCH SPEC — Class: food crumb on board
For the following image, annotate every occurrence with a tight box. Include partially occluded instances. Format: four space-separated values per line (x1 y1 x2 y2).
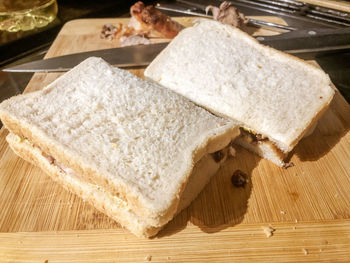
262 226 275 238
295 219 299 223
228 145 236 157
280 210 286 215
292 226 296 230
282 162 295 169
231 170 248 188
334 193 339 198
145 255 152 261
44 260 48 263
302 248 308 255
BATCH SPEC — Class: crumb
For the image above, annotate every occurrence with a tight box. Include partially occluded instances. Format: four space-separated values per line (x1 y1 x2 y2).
167 256 171 260
228 146 236 157
14 135 22 143
295 219 299 223
44 260 49 263
262 226 275 238
145 255 152 261
280 210 286 215
231 170 248 188
282 162 295 169
212 150 225 163
302 248 308 255
292 226 296 230
319 248 323 252
334 193 339 198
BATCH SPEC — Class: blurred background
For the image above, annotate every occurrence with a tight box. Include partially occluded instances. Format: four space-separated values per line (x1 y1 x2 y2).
0 0 349 106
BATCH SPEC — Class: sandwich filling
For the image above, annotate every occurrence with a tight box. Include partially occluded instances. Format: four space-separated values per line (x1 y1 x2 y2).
235 122 319 167
234 127 288 166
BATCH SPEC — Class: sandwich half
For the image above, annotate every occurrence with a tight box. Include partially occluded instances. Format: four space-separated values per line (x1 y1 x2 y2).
0 57 239 237
144 19 335 167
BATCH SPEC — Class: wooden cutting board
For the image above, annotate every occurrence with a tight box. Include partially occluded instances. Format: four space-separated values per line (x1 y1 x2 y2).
0 15 350 262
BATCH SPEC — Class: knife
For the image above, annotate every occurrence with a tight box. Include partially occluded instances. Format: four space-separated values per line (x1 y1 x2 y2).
3 27 350 73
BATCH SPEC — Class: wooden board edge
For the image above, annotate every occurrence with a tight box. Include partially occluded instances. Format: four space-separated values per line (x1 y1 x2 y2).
1 220 350 262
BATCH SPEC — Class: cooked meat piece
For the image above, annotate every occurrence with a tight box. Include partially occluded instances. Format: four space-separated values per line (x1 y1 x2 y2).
100 23 122 40
206 1 248 29
130 1 184 38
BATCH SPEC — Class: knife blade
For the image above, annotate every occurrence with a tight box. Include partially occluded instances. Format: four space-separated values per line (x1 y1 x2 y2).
2 43 169 73
3 27 350 73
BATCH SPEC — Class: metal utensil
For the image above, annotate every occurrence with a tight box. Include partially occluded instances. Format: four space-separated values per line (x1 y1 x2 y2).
2 42 169 73
156 2 297 31
223 0 350 27
3 26 350 73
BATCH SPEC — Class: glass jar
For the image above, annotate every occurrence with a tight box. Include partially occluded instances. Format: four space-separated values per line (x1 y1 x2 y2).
0 0 58 32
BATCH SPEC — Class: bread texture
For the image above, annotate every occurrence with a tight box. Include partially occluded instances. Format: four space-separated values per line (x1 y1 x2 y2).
0 57 239 237
144 19 335 165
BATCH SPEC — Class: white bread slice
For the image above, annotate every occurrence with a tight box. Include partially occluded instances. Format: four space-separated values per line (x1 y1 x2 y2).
0 57 239 236
6 132 224 237
144 19 335 165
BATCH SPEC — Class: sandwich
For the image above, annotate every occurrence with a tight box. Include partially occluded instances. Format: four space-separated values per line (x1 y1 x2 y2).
144 19 335 167
0 57 239 237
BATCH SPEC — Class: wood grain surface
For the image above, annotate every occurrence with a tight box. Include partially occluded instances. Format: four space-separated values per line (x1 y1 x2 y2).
1 221 350 263
0 15 350 262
